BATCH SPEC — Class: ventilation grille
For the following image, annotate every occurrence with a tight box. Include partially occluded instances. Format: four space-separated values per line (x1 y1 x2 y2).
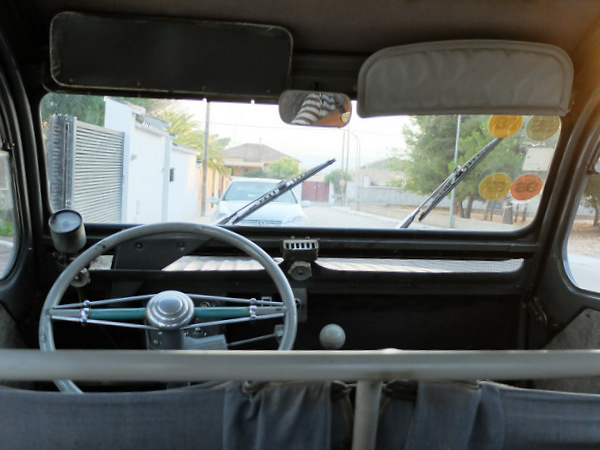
282 239 319 262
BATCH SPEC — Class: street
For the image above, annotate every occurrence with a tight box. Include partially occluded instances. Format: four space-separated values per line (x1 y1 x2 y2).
194 202 409 229
305 204 401 228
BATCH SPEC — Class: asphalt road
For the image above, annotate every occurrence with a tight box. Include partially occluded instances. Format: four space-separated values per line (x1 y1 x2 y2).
305 204 400 228
195 203 417 229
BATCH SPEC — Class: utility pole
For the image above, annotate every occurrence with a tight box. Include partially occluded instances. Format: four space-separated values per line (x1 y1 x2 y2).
340 130 347 205
344 129 351 207
449 114 461 228
200 101 210 216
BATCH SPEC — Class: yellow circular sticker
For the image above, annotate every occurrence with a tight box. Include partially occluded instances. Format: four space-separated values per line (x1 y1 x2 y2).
479 173 512 200
488 115 523 138
525 116 560 141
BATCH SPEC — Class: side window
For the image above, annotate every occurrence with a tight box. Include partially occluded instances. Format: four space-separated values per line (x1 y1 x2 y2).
0 150 16 277
567 172 600 291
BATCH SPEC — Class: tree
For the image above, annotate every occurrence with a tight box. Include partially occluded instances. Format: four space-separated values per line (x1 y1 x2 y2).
389 115 527 218
40 94 105 126
159 109 229 174
124 99 229 174
267 157 301 179
245 169 268 178
582 174 600 227
41 95 230 173
324 169 353 195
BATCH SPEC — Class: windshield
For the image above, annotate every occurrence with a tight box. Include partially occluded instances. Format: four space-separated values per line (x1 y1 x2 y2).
40 94 560 231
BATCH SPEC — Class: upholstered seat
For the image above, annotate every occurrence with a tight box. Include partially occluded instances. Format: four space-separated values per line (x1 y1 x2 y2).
0 381 351 450
378 380 600 449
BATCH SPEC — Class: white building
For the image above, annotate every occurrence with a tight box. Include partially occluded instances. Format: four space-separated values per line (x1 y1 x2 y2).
104 98 198 223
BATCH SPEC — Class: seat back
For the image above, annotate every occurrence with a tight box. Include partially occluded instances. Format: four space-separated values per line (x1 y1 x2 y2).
0 381 351 450
377 380 600 449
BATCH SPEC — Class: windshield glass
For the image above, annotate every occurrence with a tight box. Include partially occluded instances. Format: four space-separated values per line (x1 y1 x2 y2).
40 94 560 231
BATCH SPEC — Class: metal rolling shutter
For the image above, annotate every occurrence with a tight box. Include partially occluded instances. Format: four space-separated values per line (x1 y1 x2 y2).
47 115 74 212
48 116 124 223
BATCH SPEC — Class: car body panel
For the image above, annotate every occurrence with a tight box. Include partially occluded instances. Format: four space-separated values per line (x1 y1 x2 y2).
211 178 309 226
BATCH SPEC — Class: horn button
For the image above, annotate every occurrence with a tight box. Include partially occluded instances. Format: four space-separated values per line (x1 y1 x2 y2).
146 290 195 330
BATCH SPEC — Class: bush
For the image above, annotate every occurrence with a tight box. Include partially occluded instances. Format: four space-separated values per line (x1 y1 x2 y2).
0 221 14 236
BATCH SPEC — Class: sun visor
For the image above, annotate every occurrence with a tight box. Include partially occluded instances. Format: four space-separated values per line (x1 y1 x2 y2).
357 40 573 117
50 12 292 98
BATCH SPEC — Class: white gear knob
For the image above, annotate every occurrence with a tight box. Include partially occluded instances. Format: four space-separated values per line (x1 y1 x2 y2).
319 323 346 349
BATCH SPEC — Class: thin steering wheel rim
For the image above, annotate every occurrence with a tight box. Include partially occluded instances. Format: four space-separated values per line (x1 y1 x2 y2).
39 222 297 393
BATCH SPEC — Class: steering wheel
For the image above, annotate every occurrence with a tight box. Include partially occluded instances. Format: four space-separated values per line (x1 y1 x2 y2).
39 223 297 393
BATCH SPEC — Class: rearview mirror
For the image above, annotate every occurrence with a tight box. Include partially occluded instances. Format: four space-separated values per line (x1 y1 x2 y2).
279 91 351 127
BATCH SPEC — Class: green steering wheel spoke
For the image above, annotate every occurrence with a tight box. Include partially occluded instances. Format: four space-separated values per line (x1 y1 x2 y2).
50 305 285 323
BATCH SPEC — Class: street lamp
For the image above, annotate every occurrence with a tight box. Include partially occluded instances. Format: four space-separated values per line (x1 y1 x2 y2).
349 132 361 210
340 128 361 208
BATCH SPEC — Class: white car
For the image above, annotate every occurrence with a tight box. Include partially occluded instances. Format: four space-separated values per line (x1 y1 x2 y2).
210 178 310 226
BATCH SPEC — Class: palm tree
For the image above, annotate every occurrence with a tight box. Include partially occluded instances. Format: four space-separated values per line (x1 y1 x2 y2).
125 99 229 174
160 110 229 174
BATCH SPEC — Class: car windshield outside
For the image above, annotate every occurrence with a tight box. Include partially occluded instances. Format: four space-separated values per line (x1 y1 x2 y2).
41 94 560 231
221 179 297 203
211 178 309 226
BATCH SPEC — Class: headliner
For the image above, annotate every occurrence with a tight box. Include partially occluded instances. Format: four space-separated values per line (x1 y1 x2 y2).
22 0 600 55
4 1 600 97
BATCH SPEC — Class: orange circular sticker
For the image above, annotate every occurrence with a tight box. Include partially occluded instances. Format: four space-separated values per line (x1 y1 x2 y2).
525 116 560 141
510 174 543 201
479 173 512 200
488 115 523 138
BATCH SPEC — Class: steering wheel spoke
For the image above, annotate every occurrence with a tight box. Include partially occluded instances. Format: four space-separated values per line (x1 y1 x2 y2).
50 303 285 327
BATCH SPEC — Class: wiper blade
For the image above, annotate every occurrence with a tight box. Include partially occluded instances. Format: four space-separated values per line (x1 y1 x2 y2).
218 158 336 225
398 137 503 229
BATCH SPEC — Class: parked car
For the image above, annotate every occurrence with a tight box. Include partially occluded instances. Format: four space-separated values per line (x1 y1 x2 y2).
209 178 310 226
2 1 600 449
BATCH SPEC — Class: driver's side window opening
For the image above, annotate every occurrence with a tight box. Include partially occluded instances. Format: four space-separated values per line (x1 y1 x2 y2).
0 150 17 278
567 172 600 292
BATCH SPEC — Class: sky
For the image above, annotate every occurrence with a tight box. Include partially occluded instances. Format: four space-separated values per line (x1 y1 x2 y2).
187 99 409 173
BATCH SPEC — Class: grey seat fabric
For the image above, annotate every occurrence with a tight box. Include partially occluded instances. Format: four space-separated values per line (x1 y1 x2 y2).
224 381 341 450
0 381 345 450
377 380 600 449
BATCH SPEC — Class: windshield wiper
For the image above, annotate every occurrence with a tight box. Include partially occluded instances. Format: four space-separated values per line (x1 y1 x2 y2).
398 137 503 229
218 158 335 225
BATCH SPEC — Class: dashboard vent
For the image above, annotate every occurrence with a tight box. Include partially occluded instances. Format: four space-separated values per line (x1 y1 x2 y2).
282 239 319 262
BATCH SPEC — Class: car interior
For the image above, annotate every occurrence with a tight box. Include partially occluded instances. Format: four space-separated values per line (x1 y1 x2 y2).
2 1 600 449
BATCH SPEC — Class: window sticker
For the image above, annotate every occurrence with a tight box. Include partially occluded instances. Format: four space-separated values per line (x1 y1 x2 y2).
479 173 512 201
525 116 560 142
488 115 523 138
510 174 544 201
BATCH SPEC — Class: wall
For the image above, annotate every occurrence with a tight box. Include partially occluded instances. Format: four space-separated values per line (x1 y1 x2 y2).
104 98 199 223
300 181 330 203
128 123 166 223
197 167 230 219
168 144 199 220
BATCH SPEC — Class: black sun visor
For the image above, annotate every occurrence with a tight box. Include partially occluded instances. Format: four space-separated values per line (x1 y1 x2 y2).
50 12 293 99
